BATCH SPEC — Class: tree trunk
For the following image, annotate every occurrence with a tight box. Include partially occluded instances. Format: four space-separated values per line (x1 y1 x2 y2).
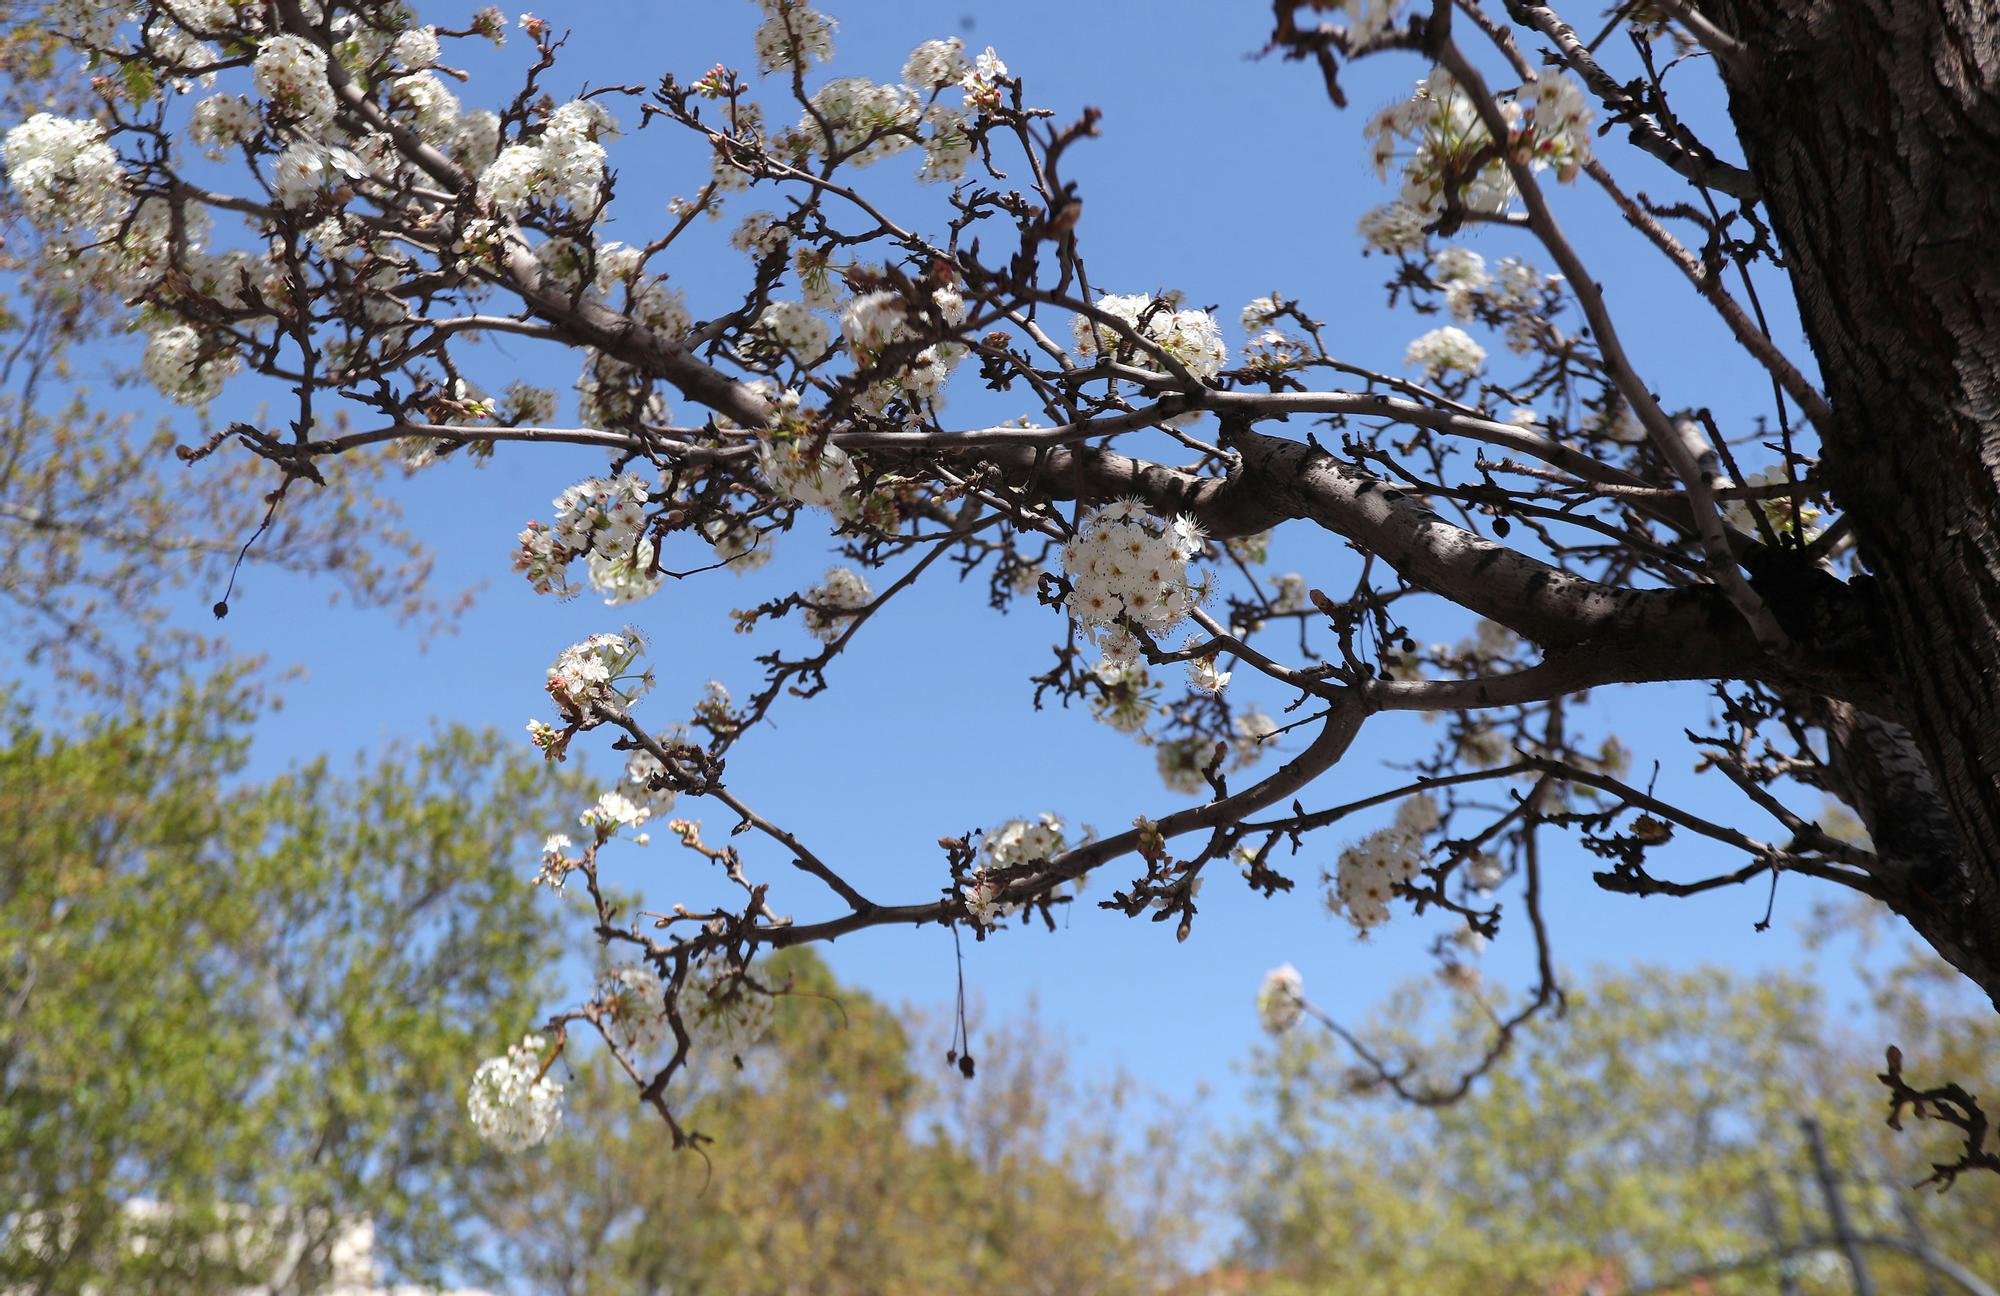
1708 0 2000 1004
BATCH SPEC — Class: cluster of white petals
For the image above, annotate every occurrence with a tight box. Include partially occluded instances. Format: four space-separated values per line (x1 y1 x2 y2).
961 870 1015 929
545 630 649 723
1405 325 1487 378
754 0 836 73
513 473 652 600
1331 794 1438 932
619 736 683 816
903 37 968 89
389 25 441 69
1072 292 1228 383
755 300 830 358
466 1035 564 1152
253 33 336 130
1 113 124 229
602 964 668 1050
140 323 239 405
756 431 859 515
1367 69 1594 220
579 789 650 834
188 93 259 159
1357 200 1430 254
797 77 918 167
476 98 614 216
984 813 1065 868
1433 248 1561 352
1257 963 1305 1034
802 566 872 642
587 539 662 606
1061 500 1205 638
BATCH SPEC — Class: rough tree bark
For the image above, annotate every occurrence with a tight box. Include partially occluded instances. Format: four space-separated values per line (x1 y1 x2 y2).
1707 0 2000 1004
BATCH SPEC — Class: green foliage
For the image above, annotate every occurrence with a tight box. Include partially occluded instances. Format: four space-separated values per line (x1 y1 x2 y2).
1223 964 2000 1295
477 953 1199 1295
0 683 587 1292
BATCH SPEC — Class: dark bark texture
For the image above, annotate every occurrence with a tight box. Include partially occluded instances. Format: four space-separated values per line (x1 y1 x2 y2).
1708 0 2000 1003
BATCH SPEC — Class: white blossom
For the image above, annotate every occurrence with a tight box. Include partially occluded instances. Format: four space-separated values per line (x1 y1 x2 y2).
802 565 872 642
1060 500 1204 638
189 94 258 159
1072 292 1228 382
140 323 237 406
1257 963 1305 1033
252 33 336 130
1330 794 1437 932
756 300 830 358
984 813 1065 868
757 432 859 515
1357 200 1429 254
1404 325 1486 378
545 630 648 723
753 2 836 73
903 38 968 90
1 113 124 230
466 1035 564 1152
602 964 668 1050
579 789 650 834
389 25 440 69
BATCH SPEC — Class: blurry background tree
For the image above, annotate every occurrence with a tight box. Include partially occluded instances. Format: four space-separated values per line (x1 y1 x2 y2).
475 950 1199 1296
0 686 585 1292
1223 954 2000 1295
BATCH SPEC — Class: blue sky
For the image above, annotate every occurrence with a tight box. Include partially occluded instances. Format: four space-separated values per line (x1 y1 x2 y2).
54 0 1887 1134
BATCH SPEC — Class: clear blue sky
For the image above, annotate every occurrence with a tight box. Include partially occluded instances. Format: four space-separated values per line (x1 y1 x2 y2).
85 0 1880 1132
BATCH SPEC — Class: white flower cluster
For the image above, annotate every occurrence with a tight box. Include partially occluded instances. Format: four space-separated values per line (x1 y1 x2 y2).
1072 292 1228 383
984 813 1065 868
514 473 652 599
731 210 791 261
961 870 1014 929
476 99 614 216
753 0 836 73
903 38 968 90
588 539 662 606
253 33 336 131
1257 963 1305 1034
1331 794 1438 932
836 285 972 413
140 323 239 406
797 76 919 168
1060 500 1205 639
757 430 860 515
545 630 649 724
1432 248 1561 353
579 789 650 835
390 25 441 69
189 93 259 158
755 300 830 359
1089 656 1156 734
1 113 124 229
802 566 872 642
601 964 669 1051
1366 69 1594 219
619 735 683 816
466 1035 564 1152
1404 325 1486 379
1357 200 1430 254
269 140 346 208
1187 645 1231 694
